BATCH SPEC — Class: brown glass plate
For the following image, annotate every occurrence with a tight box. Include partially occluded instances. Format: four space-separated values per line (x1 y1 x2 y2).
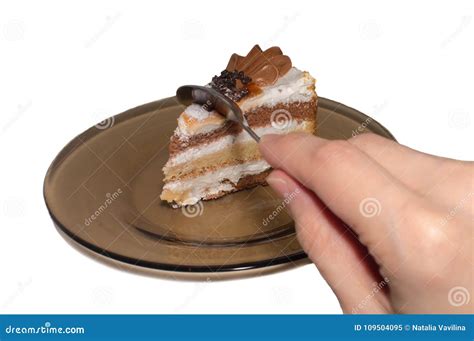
43 97 395 275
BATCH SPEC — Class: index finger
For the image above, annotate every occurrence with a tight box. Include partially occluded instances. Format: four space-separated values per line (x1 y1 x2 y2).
259 133 416 261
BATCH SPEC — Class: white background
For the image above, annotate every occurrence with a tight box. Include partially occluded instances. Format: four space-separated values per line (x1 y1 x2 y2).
1 0 472 314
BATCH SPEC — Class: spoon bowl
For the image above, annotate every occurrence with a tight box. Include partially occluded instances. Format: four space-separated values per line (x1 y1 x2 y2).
176 85 260 142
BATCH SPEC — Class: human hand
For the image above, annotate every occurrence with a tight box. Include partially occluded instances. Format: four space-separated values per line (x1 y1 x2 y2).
259 132 473 314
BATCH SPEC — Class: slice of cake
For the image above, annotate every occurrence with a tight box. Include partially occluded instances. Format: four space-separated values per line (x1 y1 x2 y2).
161 45 317 207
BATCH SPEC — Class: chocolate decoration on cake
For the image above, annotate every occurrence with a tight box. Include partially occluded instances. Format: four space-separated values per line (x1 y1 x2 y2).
209 70 252 102
225 45 292 87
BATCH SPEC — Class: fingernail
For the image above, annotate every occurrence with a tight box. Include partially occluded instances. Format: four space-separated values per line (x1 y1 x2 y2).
266 174 290 197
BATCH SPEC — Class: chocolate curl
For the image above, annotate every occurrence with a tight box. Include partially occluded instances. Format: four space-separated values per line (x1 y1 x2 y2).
263 46 283 59
252 64 279 86
267 55 292 77
226 53 243 71
225 45 292 86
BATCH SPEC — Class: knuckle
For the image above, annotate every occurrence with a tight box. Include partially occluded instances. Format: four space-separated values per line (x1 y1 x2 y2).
399 202 459 279
312 140 355 165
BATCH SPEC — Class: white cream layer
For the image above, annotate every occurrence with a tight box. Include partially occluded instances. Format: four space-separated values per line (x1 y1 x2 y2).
163 159 270 206
175 67 315 138
177 104 225 136
165 120 312 169
239 68 315 112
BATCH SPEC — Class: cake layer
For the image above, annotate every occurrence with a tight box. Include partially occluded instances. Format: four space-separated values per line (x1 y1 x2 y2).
164 140 261 182
164 119 315 181
170 68 316 148
237 68 315 112
162 170 271 208
168 99 317 159
178 104 225 136
203 170 271 201
161 159 272 206
166 119 315 168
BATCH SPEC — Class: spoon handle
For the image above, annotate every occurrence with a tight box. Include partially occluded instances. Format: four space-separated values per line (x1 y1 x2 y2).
242 125 260 143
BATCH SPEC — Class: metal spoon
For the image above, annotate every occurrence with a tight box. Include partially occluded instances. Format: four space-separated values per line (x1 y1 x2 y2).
176 85 260 142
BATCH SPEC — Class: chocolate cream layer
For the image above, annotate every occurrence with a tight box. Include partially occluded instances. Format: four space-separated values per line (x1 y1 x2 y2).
167 68 316 161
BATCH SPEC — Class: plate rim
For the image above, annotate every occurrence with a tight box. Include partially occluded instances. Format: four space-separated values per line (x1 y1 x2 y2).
43 96 395 273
